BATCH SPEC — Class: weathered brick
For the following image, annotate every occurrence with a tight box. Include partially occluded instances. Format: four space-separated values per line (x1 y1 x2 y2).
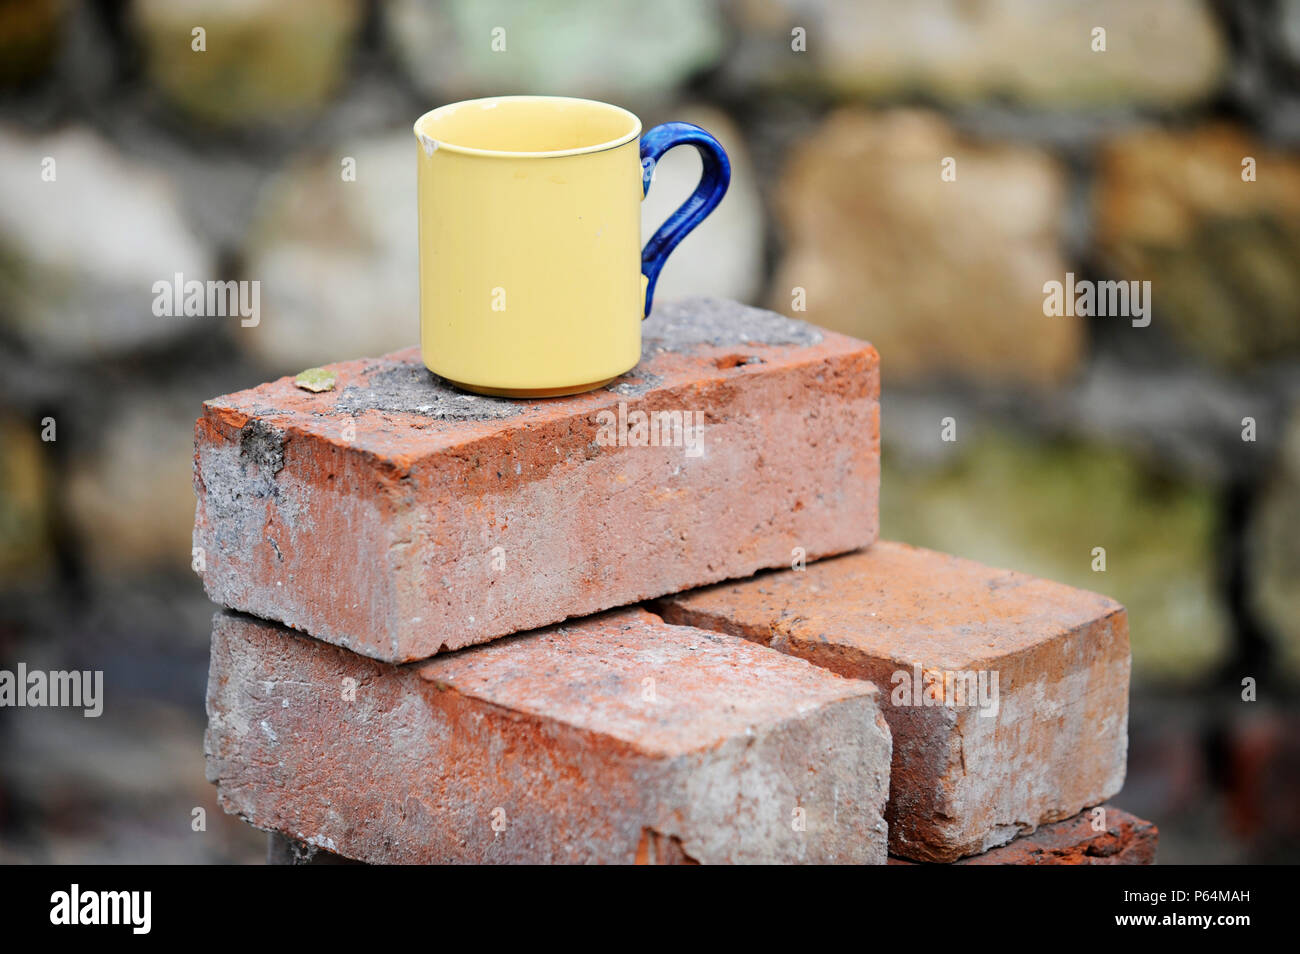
205 606 892 864
656 540 1130 862
193 298 879 663
889 806 1157 865
271 805 1157 867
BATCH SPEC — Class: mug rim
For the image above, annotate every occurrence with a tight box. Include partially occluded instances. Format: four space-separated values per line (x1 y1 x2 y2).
413 95 642 159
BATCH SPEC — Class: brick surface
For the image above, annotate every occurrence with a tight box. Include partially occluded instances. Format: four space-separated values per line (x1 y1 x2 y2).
890 806 1157 865
205 606 892 864
656 540 1130 862
193 298 879 663
272 806 1157 867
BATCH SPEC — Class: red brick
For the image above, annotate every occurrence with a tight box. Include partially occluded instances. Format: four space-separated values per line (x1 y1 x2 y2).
656 540 1130 862
193 299 879 663
889 806 1157 865
205 606 892 864
271 807 1158 866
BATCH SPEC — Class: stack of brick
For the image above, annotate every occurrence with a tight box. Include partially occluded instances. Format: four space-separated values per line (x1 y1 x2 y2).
196 297 1153 864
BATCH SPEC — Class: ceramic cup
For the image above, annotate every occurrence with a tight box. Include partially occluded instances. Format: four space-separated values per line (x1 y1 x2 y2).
414 95 730 397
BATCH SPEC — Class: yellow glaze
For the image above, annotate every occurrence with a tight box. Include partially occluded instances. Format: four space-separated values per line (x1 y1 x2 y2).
414 96 647 395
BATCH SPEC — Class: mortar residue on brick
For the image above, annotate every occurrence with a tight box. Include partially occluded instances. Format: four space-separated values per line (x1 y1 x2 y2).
641 297 823 358
238 419 286 473
299 298 825 414
332 361 523 420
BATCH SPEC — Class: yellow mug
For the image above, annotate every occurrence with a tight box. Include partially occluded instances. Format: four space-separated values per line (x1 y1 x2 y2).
413 95 731 397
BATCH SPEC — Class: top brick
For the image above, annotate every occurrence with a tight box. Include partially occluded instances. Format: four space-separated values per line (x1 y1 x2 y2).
192 298 880 662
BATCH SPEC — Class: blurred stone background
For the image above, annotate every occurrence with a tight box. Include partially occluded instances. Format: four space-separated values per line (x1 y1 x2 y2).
1 0 1298 863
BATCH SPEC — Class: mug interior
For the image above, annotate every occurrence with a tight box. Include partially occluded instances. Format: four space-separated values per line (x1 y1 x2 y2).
414 96 640 157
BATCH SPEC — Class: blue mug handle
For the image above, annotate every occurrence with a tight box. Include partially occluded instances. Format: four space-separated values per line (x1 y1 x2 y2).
640 122 731 317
